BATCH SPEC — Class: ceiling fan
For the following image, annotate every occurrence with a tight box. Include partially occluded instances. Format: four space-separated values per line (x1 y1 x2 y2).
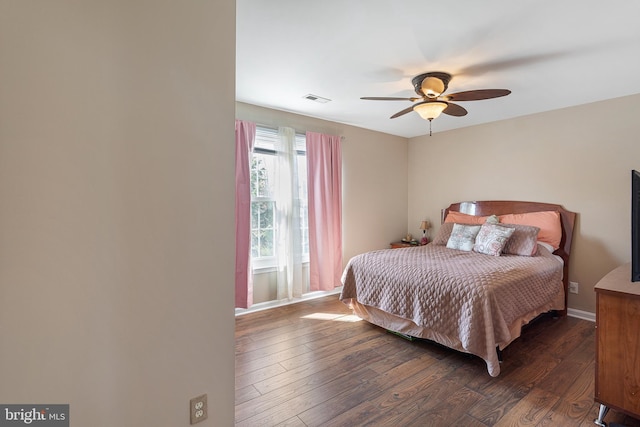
361 72 511 135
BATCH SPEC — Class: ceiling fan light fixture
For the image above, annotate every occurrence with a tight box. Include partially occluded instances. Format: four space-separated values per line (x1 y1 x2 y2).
421 76 445 98
414 101 448 121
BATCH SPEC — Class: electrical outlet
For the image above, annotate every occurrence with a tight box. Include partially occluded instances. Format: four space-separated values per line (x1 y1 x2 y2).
190 394 207 424
569 281 579 294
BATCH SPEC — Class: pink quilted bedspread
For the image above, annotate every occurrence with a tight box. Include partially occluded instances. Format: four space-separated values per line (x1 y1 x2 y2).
340 243 564 376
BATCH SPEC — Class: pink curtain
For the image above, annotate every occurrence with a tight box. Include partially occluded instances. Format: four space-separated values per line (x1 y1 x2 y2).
306 131 342 291
235 120 256 308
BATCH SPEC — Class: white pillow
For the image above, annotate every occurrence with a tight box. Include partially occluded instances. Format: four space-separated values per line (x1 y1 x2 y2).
537 241 555 253
446 224 481 252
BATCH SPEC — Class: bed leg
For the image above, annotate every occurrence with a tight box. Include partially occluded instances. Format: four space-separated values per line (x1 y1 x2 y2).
496 346 503 363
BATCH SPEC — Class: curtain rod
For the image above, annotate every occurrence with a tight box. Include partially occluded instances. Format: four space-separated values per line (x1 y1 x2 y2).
252 121 344 140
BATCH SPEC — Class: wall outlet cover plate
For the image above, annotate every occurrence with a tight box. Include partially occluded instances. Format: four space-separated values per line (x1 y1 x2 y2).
190 394 208 424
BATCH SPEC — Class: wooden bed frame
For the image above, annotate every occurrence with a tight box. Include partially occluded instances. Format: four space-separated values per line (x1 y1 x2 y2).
442 200 577 316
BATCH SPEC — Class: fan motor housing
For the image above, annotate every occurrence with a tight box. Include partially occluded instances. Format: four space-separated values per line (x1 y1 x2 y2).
412 72 452 97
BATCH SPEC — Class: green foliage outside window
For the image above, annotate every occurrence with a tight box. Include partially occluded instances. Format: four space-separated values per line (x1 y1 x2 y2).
250 155 275 258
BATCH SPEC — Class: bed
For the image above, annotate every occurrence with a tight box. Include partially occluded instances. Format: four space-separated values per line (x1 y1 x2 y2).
340 200 576 376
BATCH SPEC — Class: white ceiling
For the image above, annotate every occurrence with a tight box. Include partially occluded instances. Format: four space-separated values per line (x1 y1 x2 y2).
236 0 640 138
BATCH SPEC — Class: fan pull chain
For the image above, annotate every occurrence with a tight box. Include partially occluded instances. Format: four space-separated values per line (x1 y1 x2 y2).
429 119 433 136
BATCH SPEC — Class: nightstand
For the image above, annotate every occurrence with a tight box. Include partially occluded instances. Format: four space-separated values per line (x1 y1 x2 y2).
390 241 417 249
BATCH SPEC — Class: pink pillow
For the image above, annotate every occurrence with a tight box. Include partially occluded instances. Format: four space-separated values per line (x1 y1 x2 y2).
432 222 455 245
498 211 562 250
500 224 540 256
444 211 489 225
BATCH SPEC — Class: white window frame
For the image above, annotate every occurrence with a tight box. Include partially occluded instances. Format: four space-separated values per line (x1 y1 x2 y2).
250 127 309 271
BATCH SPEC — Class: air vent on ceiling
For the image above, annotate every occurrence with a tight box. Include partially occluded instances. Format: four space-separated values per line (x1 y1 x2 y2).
303 94 331 104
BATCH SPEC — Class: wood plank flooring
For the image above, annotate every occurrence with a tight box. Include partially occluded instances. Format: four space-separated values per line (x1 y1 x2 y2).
235 296 640 426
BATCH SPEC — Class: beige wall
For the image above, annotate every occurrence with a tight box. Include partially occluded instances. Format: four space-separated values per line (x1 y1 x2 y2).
238 94 640 315
236 102 409 266
408 93 640 313
0 2 235 426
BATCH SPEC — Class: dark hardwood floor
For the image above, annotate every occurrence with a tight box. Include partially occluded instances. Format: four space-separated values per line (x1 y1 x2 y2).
235 296 639 426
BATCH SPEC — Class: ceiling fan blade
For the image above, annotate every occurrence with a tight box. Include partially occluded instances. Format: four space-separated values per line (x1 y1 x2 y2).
458 53 568 77
361 96 420 101
390 105 416 119
444 89 511 102
442 103 467 117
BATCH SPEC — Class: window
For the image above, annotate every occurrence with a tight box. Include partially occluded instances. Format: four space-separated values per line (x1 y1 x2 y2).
250 127 308 269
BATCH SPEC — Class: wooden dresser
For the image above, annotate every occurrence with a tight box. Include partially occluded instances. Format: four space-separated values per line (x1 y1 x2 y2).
594 263 640 425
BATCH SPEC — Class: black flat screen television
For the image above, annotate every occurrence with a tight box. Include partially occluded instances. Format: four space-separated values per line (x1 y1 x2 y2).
633 170 640 282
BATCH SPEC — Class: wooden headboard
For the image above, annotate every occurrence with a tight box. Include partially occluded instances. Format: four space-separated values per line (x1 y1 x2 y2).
442 200 577 315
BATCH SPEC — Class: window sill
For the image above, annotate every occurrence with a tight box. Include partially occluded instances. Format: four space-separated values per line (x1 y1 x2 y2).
253 265 278 274
253 261 309 275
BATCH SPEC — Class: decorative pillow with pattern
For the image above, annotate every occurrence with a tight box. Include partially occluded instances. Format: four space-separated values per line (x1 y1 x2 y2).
500 224 540 256
473 223 515 256
446 224 481 252
486 214 500 224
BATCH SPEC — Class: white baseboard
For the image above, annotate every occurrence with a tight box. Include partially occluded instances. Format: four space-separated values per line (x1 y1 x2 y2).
235 287 342 316
236 291 597 323
567 308 595 322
